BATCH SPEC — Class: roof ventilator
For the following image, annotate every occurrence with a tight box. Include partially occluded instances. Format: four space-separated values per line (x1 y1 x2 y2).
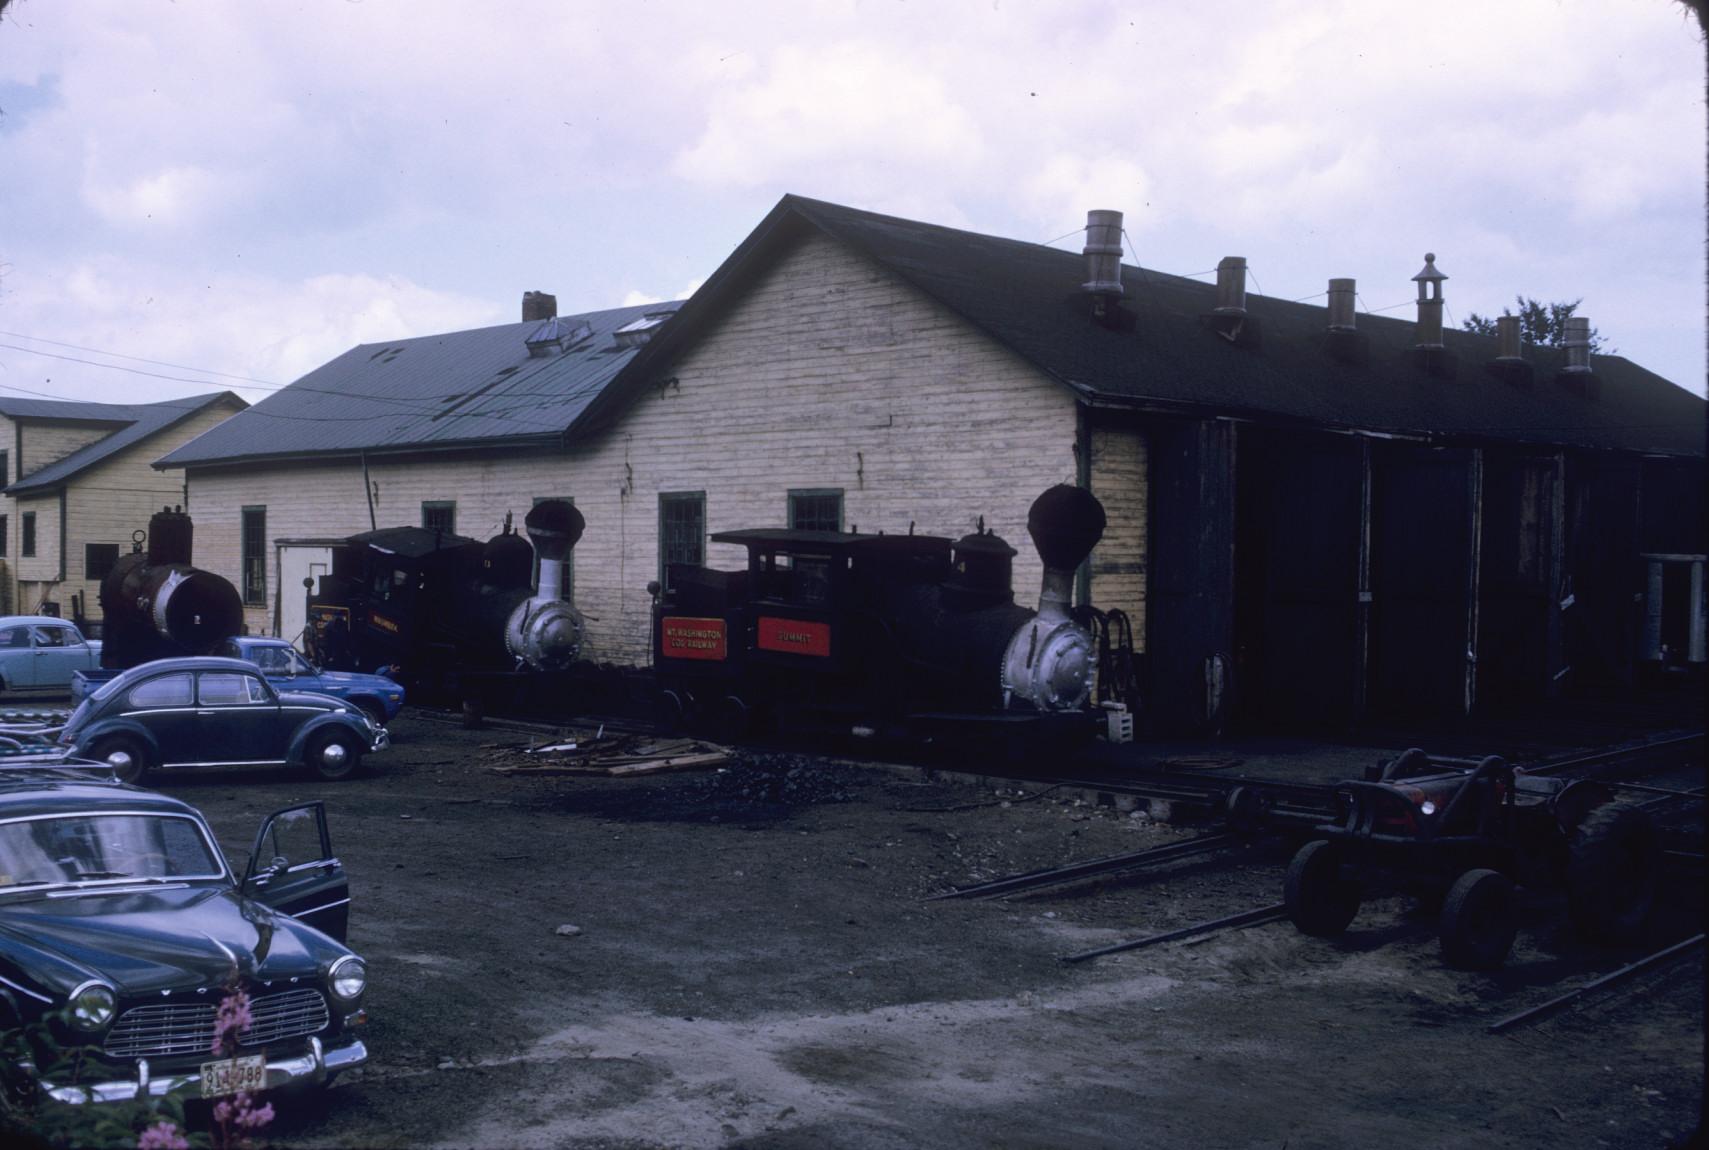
1554 314 1598 399
1410 253 1456 377
1079 210 1133 329
1486 314 1534 390
1200 256 1260 348
525 317 593 357
1322 277 1367 365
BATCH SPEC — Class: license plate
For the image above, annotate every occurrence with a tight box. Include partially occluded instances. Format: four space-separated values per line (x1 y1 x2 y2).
200 1053 266 1099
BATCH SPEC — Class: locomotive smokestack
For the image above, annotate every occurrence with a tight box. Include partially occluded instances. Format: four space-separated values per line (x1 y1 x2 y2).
523 499 585 602
505 499 587 670
1027 485 1106 623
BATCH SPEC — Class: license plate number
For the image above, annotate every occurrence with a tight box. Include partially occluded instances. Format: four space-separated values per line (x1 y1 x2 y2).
200 1053 266 1099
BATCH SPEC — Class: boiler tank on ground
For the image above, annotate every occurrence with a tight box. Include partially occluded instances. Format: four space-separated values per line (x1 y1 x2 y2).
97 507 245 669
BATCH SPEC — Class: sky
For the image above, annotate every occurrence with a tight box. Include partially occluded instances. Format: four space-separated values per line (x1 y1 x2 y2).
0 0 1703 412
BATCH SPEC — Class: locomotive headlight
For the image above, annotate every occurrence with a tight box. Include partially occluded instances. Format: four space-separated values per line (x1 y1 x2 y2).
68 981 117 1031
329 956 367 1000
1420 801 1438 816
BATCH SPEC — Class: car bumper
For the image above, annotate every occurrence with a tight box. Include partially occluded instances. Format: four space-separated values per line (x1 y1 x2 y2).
45 1035 368 1104
369 728 390 753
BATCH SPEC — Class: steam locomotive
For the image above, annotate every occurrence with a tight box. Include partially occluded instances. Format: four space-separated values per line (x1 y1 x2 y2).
98 507 245 668
304 500 588 708
651 485 1135 742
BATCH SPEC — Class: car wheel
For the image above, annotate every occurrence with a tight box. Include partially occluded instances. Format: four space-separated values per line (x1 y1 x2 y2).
1284 839 1361 938
1565 802 1660 944
307 728 363 781
1438 868 1518 969
89 735 150 785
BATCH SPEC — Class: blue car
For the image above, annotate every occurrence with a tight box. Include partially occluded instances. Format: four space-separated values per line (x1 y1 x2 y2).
213 637 405 725
0 616 103 698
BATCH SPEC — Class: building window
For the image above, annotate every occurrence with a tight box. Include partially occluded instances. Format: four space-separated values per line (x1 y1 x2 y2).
84 543 121 581
21 512 36 558
241 506 267 606
788 488 844 532
658 491 706 589
533 497 573 598
422 501 456 534
0 449 9 489
0 514 8 557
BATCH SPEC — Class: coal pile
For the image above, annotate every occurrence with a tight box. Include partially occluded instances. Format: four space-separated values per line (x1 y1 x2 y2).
552 751 865 824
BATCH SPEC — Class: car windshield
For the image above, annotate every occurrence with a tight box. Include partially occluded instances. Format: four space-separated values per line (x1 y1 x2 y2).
0 813 225 890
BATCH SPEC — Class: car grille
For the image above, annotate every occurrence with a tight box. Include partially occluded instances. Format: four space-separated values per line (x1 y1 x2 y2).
104 988 330 1060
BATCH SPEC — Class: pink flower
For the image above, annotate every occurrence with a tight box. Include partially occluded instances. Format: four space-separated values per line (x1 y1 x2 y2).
137 1120 190 1150
211 988 253 1054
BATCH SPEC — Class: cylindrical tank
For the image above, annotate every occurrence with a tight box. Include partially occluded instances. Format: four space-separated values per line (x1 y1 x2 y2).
97 510 244 668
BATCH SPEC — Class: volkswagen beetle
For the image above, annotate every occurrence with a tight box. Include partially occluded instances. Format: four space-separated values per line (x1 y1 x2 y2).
57 657 389 784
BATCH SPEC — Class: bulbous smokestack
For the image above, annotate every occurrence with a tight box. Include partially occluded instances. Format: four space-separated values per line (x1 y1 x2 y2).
1027 485 1106 622
505 499 587 669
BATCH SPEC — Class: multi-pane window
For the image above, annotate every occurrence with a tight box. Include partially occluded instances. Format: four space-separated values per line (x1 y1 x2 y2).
0 449 9 488
788 489 844 532
21 512 36 558
422 501 456 534
532 497 573 598
84 543 121 581
0 514 8 557
240 507 267 606
658 492 706 589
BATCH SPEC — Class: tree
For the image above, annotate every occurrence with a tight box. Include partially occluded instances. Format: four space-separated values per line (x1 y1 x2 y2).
1461 296 1606 354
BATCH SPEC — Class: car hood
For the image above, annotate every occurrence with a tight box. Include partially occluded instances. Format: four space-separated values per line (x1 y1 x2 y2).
0 884 342 999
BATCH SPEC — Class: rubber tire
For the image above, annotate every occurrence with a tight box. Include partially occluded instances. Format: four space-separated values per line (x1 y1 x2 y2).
89 734 150 785
1285 840 1361 938
1565 802 1661 944
306 728 362 781
1438 868 1518 970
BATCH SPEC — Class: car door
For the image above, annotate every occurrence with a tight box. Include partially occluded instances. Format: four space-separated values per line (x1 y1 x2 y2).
194 670 290 764
30 624 86 692
121 671 197 763
0 625 36 690
241 802 350 942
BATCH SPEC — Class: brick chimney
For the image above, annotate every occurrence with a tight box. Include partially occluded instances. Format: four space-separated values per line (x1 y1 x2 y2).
522 291 558 322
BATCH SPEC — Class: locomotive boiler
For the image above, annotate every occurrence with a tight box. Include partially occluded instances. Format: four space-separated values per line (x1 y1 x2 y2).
305 500 586 704
97 507 245 669
652 484 1129 740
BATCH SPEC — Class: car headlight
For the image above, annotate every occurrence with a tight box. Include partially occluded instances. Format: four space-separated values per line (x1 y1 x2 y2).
329 956 367 1000
68 981 117 1031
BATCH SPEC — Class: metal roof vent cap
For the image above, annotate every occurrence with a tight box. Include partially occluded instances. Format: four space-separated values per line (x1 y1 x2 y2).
1411 252 1448 349
1213 257 1247 315
613 312 672 350
1080 210 1125 298
1327 278 1357 332
1562 316 1593 373
1495 315 1524 361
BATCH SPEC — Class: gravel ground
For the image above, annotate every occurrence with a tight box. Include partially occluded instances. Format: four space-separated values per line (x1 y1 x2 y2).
147 713 1706 1149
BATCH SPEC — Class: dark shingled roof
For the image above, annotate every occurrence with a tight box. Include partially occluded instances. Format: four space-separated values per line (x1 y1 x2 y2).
2 393 245 495
604 195 1704 458
156 301 685 469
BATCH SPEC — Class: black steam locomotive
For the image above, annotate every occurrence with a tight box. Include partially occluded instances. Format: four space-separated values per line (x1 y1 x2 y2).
651 485 1136 742
304 500 587 709
98 507 244 669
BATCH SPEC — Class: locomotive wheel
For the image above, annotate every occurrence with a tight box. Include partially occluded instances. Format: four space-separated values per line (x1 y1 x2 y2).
90 735 150 785
1284 840 1361 938
713 696 752 742
1565 802 1661 944
307 729 363 781
658 689 690 734
1438 868 1518 969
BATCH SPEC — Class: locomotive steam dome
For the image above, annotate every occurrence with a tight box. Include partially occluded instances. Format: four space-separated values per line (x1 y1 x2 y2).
1000 485 1107 712
503 500 587 670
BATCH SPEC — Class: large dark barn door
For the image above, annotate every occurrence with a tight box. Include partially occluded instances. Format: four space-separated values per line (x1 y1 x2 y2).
1564 453 1641 686
1367 443 1481 717
1476 452 1563 710
1145 418 1236 735
1234 429 1363 730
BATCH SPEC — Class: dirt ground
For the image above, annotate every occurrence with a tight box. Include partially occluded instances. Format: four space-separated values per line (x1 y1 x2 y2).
160 714 1704 1150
